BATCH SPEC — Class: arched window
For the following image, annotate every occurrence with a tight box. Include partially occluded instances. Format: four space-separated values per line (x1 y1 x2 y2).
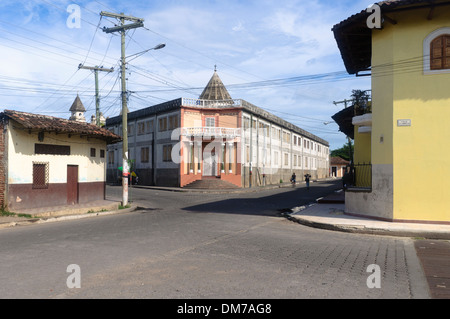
424 28 450 74
430 34 450 70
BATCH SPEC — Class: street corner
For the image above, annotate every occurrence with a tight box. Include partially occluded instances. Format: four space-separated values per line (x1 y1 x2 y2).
0 201 140 229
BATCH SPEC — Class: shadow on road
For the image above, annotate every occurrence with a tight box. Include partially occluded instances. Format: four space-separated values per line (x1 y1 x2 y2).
181 180 342 217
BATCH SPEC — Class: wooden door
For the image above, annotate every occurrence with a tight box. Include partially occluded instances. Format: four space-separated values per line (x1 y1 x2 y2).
67 165 79 205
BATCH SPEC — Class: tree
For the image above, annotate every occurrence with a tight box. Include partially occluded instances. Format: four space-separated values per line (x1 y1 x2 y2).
351 89 371 115
331 142 354 161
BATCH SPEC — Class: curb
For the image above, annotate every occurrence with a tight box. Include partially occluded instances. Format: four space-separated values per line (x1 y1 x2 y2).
282 211 450 240
0 205 137 229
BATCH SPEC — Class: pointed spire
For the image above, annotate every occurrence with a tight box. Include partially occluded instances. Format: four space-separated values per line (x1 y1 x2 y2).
69 94 86 123
69 94 86 112
199 67 232 101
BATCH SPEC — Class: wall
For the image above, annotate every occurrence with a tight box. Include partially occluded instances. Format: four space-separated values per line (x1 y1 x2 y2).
346 19 395 220
389 10 450 223
346 8 450 223
6 123 107 210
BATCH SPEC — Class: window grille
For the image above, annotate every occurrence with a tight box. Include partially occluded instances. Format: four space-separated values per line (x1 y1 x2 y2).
33 162 49 189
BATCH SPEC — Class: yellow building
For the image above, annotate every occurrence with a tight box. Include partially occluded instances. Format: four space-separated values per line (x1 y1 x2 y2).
333 0 450 224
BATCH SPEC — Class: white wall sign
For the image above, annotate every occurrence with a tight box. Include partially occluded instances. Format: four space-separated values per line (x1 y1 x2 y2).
397 119 412 127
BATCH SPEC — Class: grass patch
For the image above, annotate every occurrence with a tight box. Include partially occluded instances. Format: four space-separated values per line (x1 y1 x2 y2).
0 210 33 219
119 204 131 210
87 208 110 214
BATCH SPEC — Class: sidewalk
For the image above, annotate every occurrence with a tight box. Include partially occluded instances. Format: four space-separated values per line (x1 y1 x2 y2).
0 200 135 229
284 190 450 240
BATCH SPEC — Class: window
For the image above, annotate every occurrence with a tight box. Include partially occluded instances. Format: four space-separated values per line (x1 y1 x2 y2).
33 162 49 189
163 145 172 162
244 117 250 129
205 117 215 127
284 153 288 166
159 117 167 132
90 148 96 157
424 28 450 74
141 147 149 163
137 122 146 135
100 149 105 158
35 144 70 155
169 115 179 130
430 35 450 70
127 124 134 136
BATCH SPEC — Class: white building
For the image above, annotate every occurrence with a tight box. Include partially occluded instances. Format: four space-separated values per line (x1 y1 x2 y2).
106 71 330 188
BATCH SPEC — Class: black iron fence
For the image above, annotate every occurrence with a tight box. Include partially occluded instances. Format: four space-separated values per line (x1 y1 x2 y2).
343 163 372 190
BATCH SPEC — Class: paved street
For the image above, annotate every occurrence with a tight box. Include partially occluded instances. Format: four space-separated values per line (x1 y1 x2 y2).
0 180 431 299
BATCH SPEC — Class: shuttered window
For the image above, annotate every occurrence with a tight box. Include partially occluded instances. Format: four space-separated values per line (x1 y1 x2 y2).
430 35 450 70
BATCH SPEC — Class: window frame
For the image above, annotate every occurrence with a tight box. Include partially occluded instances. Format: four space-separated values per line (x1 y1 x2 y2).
423 27 450 75
32 162 49 189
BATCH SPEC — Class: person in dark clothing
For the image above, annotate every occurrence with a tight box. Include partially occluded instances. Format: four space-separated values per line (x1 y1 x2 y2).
290 172 296 185
304 174 311 190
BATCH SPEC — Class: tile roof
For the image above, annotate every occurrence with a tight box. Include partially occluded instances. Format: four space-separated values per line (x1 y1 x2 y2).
199 71 233 101
69 94 86 112
2 110 121 143
330 156 350 166
332 0 450 74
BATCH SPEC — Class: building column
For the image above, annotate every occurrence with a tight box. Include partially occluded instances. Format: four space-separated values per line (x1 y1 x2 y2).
189 141 194 173
196 141 202 173
228 142 234 173
221 142 225 173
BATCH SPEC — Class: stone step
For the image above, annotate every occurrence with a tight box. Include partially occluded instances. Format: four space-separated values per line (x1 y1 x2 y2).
184 179 239 189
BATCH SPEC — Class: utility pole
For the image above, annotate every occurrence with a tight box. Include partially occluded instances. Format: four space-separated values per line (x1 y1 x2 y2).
100 11 144 207
78 64 114 126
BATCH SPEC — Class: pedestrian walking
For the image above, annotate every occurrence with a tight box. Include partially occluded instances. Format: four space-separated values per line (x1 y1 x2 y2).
304 174 311 190
290 172 296 187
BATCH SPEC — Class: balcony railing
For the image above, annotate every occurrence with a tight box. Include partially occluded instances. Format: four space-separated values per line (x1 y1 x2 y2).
181 98 243 108
181 127 241 138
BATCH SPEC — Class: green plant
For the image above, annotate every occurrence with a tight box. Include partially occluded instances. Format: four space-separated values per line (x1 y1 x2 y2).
0 210 32 219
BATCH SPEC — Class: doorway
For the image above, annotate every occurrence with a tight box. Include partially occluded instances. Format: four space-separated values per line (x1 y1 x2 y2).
203 151 217 177
67 165 79 205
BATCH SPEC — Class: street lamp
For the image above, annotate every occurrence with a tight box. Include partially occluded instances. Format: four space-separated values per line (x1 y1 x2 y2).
126 43 166 62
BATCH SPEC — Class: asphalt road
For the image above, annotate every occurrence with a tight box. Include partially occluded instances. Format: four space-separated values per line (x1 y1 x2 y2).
0 180 431 299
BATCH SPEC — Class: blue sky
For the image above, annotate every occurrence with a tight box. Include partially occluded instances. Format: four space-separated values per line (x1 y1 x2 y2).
0 0 371 150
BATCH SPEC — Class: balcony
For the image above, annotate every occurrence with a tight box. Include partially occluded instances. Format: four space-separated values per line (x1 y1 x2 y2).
181 98 243 108
181 127 241 138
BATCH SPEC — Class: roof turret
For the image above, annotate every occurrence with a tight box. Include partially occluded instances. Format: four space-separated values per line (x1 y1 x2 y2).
199 68 232 101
